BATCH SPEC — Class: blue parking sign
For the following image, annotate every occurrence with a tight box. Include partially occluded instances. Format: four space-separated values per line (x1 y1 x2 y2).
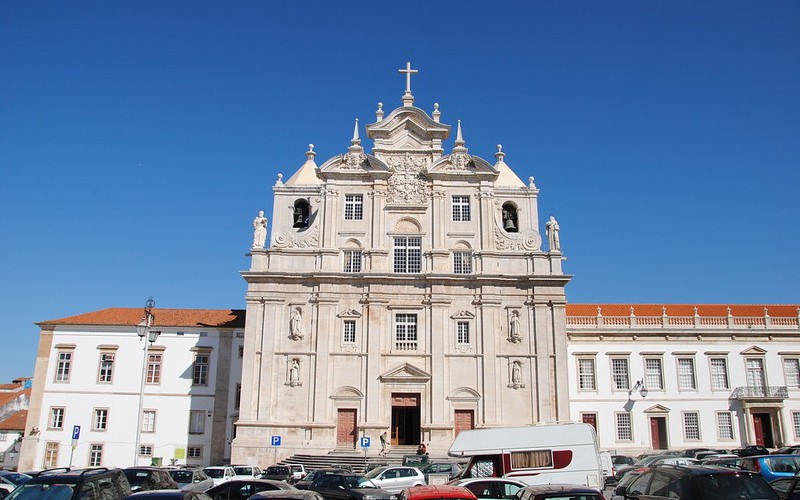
72 425 81 440
360 437 370 448
271 436 281 446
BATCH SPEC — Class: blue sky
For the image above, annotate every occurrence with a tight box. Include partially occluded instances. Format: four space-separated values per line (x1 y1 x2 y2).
2 1 798 383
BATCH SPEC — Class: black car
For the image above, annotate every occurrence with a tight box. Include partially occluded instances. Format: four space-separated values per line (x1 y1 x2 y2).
770 476 800 500
420 462 462 481
6 467 133 499
125 491 213 500
262 466 294 483
294 469 350 490
205 479 296 500
308 473 394 500
614 464 778 499
124 467 180 492
733 445 771 457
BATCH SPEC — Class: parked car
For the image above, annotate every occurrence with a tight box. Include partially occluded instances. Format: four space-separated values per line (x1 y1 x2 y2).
400 485 477 500
610 471 645 500
739 454 800 482
205 478 296 499
514 483 604 500
288 465 308 482
769 476 800 500
124 491 213 500
362 466 426 494
773 446 800 455
308 473 394 500
420 463 462 482
693 449 730 460
6 467 133 499
250 490 327 500
124 467 180 492
733 445 771 457
699 455 743 469
262 466 294 483
168 468 214 492
0 471 31 498
613 464 778 499
449 478 526 500
231 465 262 481
613 454 672 482
203 467 236 487
294 469 351 490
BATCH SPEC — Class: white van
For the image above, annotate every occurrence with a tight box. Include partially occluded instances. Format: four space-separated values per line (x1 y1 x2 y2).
448 422 604 489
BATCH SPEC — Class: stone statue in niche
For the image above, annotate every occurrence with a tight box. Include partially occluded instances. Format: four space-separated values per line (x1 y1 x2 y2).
546 215 561 252
290 308 303 340
508 360 525 389
252 210 267 248
509 311 522 343
288 358 301 386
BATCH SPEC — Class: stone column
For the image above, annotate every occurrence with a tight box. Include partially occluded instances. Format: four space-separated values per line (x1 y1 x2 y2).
477 296 502 424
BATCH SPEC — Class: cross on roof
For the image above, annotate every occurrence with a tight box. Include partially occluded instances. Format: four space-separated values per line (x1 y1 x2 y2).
398 62 418 94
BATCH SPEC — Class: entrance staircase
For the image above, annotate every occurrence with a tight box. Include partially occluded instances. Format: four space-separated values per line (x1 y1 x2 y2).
279 446 449 475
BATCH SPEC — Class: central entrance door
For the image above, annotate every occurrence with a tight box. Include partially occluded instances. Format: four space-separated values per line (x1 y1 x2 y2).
391 393 420 446
753 413 775 448
650 416 668 449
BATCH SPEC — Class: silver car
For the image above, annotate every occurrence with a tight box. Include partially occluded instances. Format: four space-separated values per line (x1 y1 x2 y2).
362 466 425 494
168 468 215 492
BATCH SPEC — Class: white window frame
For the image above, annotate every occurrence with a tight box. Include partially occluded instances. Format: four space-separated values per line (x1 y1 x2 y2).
44 442 59 468
611 358 630 391
793 411 800 440
716 411 735 441
394 313 418 351
578 358 596 391
193 353 210 386
146 353 162 384
92 408 108 431
746 357 767 392
187 445 203 460
141 409 156 433
49 407 65 430
343 320 356 344
344 194 363 220
97 352 114 383
189 410 206 435
393 236 422 273
710 357 730 390
453 251 472 274
55 350 73 383
88 443 103 467
677 357 697 390
615 412 632 441
683 411 701 441
456 321 470 345
644 357 664 390
138 444 153 457
784 358 800 388
452 195 471 222
343 250 362 273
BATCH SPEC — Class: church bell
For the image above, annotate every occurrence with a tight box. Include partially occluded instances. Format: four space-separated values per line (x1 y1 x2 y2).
504 217 516 231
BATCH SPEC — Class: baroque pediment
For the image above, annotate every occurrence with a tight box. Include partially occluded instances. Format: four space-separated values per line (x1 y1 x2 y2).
643 404 671 413
367 106 451 147
380 363 431 383
429 154 497 177
741 345 767 355
337 309 362 319
317 153 391 175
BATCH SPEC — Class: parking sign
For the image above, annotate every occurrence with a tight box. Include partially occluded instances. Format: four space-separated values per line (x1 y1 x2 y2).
72 425 81 440
271 436 281 446
360 437 370 448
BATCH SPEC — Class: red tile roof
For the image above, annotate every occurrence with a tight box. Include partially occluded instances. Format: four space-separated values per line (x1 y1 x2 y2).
0 389 27 408
566 304 799 317
38 308 246 329
0 410 28 431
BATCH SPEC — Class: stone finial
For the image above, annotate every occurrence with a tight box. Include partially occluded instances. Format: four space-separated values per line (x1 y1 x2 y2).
495 144 506 163
275 173 284 186
376 102 384 121
528 176 537 189
432 103 441 123
455 120 464 147
351 118 361 145
306 144 316 161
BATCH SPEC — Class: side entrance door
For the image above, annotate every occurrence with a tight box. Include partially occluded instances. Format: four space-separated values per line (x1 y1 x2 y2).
337 409 357 447
454 410 474 438
753 413 774 448
650 416 668 449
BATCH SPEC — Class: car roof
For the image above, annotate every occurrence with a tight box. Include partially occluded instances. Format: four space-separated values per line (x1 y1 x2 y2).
126 490 196 498
517 484 601 495
403 485 477 500
250 490 326 500
452 478 526 485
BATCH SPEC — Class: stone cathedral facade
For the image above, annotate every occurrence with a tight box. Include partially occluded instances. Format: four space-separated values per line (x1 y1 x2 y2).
233 68 571 464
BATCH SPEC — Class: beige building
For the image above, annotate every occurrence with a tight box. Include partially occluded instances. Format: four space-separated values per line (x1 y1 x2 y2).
233 68 572 464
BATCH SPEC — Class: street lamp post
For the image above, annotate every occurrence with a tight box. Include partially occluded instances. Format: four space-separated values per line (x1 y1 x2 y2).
134 298 160 465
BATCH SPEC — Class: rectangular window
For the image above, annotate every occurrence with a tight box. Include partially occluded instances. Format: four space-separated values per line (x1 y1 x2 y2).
452 195 471 222
746 358 766 390
44 442 59 468
395 314 418 351
615 412 632 441
238 345 244 358
97 352 114 383
141 410 156 433
683 412 701 440
0 432 7 442
55 351 72 382
393 237 422 273
49 407 65 429
89 444 103 467
611 358 630 390
784 358 800 388
510 450 553 469
187 446 203 459
578 358 596 390
645 358 664 390
193 354 209 386
457 322 470 344
92 408 108 431
235 383 241 410
710 357 729 390
189 410 206 434
343 320 356 343
138 444 153 457
453 251 472 274
793 412 800 440
343 250 362 273
717 411 735 440
146 353 162 384
678 358 697 390
344 194 363 220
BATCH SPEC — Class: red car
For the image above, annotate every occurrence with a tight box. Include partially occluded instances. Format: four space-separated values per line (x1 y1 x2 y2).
399 485 478 500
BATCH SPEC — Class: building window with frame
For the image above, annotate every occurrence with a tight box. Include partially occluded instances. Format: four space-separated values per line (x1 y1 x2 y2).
0 432 6 442
456 322 470 344
644 358 664 390
49 407 65 430
611 358 630 390
44 442 59 468
141 410 156 433
717 411 735 440
344 194 363 220
393 237 422 273
395 314 418 351
138 444 153 457
793 412 800 440
784 358 800 388
452 195 471 222
343 320 356 343
146 353 162 384
343 250 362 273
193 353 210 386
710 357 730 390
678 358 697 390
92 408 108 431
453 251 473 274
615 412 632 441
683 412 701 440
88 444 103 467
189 410 206 435
97 352 114 383
187 446 203 460
578 358 596 391
746 358 766 392
55 350 73 382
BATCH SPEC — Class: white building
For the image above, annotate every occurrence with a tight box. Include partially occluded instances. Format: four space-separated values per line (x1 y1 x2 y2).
0 379 31 471
567 304 800 455
18 308 244 471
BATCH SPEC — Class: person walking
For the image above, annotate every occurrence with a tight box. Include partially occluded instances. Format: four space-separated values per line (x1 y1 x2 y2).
379 431 388 456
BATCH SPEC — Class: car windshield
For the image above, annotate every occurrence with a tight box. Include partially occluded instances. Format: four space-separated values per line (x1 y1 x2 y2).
694 474 777 499
7 483 75 500
123 470 152 485
234 467 253 475
170 470 194 483
1 473 31 485
204 468 226 478
344 477 376 489
363 468 385 479
267 467 289 475
764 457 800 473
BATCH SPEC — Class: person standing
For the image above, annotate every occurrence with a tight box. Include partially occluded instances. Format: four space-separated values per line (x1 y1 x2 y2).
379 431 388 456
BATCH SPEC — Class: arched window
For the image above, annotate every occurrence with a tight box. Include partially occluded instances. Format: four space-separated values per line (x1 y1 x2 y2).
293 199 310 228
502 203 518 233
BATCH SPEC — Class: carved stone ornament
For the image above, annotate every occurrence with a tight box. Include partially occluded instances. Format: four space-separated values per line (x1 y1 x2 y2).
274 227 320 248
342 151 367 169
289 308 303 341
495 228 542 251
445 152 473 171
386 154 432 204
508 310 522 343
508 360 525 390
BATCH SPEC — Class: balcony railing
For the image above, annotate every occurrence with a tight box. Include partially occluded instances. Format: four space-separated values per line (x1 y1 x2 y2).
567 306 800 330
394 341 418 351
730 386 788 400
